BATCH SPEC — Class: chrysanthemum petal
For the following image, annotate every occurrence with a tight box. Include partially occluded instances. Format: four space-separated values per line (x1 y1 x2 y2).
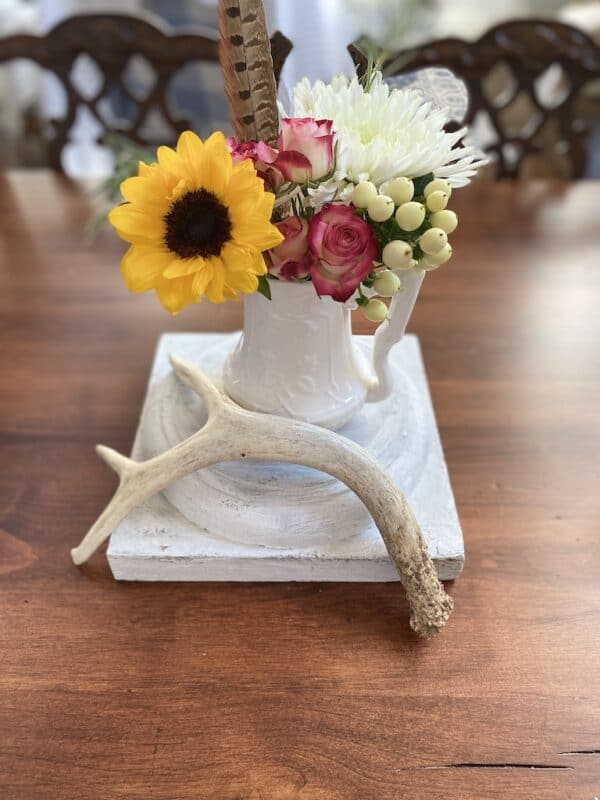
292 72 485 187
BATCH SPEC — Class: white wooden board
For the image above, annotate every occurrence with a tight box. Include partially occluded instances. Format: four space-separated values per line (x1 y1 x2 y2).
107 333 464 581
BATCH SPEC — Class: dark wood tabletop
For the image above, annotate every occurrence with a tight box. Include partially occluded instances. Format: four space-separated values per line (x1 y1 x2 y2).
1 170 599 800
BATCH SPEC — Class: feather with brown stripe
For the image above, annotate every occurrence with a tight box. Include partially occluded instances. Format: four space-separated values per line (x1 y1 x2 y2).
218 0 280 145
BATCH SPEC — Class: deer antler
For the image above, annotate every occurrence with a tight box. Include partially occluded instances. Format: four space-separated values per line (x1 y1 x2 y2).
71 356 453 637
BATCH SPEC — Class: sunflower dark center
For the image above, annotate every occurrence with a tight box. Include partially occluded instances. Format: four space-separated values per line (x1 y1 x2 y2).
164 189 232 259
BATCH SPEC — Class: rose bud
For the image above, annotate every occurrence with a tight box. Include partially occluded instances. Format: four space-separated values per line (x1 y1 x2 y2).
276 118 335 183
308 203 377 302
265 215 312 281
226 137 284 191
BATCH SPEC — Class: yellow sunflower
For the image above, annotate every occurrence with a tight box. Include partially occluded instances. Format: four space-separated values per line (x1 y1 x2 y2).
108 131 283 313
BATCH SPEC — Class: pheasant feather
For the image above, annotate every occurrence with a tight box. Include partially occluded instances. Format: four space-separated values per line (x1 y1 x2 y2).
218 0 280 145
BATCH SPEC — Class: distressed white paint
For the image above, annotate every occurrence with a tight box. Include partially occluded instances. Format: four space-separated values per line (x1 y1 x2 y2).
106 332 463 583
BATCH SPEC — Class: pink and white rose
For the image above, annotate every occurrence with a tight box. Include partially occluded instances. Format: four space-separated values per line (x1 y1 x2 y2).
308 203 377 302
276 118 335 184
265 215 312 281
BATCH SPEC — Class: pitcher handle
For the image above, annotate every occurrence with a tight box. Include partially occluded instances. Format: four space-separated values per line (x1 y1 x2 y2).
364 268 425 402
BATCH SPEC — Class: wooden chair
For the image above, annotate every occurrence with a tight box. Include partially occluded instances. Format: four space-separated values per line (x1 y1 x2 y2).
0 11 292 171
350 19 600 178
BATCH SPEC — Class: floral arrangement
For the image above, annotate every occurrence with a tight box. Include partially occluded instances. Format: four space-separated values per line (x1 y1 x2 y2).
109 70 482 320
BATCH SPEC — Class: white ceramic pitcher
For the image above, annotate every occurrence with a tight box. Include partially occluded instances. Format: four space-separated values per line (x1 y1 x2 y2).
222 269 425 429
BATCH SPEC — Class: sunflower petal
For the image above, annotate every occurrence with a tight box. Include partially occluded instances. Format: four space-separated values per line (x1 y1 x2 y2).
201 132 232 196
176 131 204 163
108 205 163 244
234 220 284 250
205 131 226 150
224 172 264 210
120 176 170 213
230 190 276 224
258 191 276 219
121 246 172 292
220 242 256 273
192 263 214 298
138 160 157 177
157 145 187 180
154 275 196 315
175 132 209 188
222 284 241 301
204 259 227 303
229 270 259 294
108 129 275 312
252 252 268 276
231 158 258 178
162 256 208 279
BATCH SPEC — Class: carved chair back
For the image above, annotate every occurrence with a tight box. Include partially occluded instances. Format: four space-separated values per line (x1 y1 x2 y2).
350 20 600 178
0 12 292 171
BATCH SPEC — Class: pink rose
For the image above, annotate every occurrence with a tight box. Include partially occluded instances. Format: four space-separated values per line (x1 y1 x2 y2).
226 137 284 191
266 215 312 281
276 118 335 183
308 204 377 302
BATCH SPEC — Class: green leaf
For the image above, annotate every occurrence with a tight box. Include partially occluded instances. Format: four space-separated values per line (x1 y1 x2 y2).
413 172 435 197
256 274 272 300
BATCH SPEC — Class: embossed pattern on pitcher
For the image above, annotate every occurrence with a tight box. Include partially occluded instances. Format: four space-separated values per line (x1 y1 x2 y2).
222 281 368 429
222 272 424 429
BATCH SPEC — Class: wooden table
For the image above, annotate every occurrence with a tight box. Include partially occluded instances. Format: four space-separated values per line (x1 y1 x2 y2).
1 171 599 799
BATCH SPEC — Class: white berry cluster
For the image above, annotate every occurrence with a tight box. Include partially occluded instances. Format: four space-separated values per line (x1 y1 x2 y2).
351 175 459 322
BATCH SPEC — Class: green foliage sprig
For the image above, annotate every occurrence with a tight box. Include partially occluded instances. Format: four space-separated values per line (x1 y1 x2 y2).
85 134 154 239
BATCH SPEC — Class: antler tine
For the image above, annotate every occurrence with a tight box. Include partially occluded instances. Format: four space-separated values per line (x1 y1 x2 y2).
71 360 453 637
95 445 133 478
168 354 226 416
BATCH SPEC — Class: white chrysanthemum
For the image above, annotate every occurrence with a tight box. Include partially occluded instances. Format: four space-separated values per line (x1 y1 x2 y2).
293 72 484 189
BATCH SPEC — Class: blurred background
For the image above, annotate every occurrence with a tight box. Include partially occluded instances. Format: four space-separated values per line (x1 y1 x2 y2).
0 0 599 180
